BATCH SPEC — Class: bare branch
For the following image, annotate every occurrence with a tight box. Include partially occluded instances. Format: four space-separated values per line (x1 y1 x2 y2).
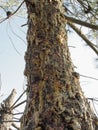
13 112 23 115
0 17 8 24
68 46 76 48
92 100 98 116
12 100 26 110
65 15 98 30
12 123 19 130
13 117 20 120
80 74 98 80
0 5 6 12
0 1 24 24
68 22 98 55
8 22 26 45
6 26 21 55
12 1 25 16
88 98 98 102
2 120 20 122
10 89 26 110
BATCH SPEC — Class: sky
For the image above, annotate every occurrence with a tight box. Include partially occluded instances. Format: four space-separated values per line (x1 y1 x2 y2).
68 31 98 114
0 16 27 121
0 1 98 128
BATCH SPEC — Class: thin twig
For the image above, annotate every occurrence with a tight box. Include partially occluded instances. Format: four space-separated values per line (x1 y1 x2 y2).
68 46 76 48
12 124 19 130
12 100 26 110
0 5 6 12
64 15 98 30
8 21 26 45
80 74 98 80
12 123 19 130
0 1 24 24
0 17 8 24
94 101 98 106
12 19 26 35
88 98 98 102
92 100 98 116
2 120 20 122
21 23 28 27
10 89 26 110
6 22 21 55
13 117 20 120
13 112 24 115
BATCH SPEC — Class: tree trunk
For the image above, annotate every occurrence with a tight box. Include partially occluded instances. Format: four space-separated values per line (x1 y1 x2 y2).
21 0 98 130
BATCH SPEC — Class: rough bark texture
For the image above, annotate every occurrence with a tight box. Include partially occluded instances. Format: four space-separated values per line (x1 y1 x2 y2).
0 89 16 130
21 0 98 130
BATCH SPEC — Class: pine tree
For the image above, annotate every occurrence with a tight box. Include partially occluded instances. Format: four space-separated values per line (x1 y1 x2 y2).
20 0 98 130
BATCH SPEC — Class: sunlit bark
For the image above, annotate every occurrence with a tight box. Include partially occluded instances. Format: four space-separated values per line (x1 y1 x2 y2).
21 0 98 130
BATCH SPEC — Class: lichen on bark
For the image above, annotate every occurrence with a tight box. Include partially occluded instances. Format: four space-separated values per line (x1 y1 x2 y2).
21 0 98 130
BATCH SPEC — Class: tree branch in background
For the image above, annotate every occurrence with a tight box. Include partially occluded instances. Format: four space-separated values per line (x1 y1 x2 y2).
88 98 98 102
76 0 91 13
68 22 98 55
13 112 24 115
12 123 19 130
10 89 26 110
80 74 98 80
0 1 24 24
12 100 26 110
88 98 98 117
65 15 98 30
2 120 20 122
0 5 6 12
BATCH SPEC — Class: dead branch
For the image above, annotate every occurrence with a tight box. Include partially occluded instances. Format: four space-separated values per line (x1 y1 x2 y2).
13 112 24 115
0 1 24 24
12 123 19 130
68 22 98 55
88 98 98 102
10 89 26 110
80 74 98 80
2 120 20 122
12 100 26 110
65 15 98 30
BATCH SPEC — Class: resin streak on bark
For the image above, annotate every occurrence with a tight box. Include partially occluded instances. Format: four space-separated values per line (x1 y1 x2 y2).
21 0 98 130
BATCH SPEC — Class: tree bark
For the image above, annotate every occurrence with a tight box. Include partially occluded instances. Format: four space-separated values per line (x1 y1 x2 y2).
21 0 98 130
